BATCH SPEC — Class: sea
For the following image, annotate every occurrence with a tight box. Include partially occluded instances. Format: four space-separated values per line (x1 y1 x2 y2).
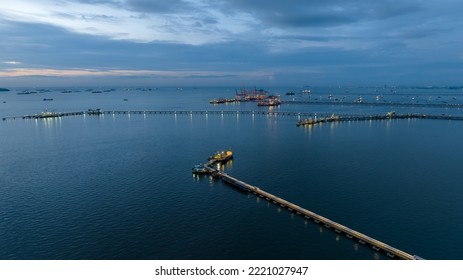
1 86 463 260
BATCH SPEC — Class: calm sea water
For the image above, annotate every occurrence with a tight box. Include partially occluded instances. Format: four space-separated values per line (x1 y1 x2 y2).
1 87 463 259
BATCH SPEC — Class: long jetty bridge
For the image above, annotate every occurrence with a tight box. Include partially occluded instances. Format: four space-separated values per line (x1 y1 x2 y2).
3 109 463 123
296 112 463 126
201 157 423 260
282 100 463 108
1 110 336 121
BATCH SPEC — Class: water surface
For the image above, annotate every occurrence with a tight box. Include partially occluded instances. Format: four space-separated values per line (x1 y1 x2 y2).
1 87 462 259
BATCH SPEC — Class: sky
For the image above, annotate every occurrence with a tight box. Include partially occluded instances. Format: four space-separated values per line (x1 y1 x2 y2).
0 0 462 87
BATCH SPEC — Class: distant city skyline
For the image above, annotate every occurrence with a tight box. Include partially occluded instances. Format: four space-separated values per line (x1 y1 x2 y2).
1 0 463 87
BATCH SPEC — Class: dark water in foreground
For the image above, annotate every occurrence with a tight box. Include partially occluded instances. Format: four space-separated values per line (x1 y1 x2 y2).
1 87 463 259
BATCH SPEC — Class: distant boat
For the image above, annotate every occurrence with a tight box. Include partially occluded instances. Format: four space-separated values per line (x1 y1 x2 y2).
17 90 37 95
0 88 10 92
33 110 60 119
257 97 281 106
209 98 235 104
43 98 54 101
301 89 311 94
297 118 318 126
386 111 396 118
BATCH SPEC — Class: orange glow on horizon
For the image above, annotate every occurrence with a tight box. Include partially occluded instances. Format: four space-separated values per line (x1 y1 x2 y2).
0 68 271 79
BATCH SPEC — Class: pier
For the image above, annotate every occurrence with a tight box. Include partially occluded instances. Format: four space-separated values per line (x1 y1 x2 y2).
283 100 463 109
296 112 463 126
3 109 463 123
2 111 85 121
200 156 422 260
3 109 320 121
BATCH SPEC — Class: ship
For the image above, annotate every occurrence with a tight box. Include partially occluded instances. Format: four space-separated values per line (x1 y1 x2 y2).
208 150 233 162
209 98 235 104
297 118 318 126
386 111 396 118
326 114 341 122
33 110 61 119
257 96 281 106
17 90 37 95
354 96 363 103
297 114 340 126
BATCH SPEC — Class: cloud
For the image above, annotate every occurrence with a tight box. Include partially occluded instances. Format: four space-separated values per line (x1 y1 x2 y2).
1 0 463 87
0 0 257 45
124 0 194 14
0 0 439 52
72 0 117 3
0 67 274 80
266 13 356 28
213 0 423 27
2 61 22 65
